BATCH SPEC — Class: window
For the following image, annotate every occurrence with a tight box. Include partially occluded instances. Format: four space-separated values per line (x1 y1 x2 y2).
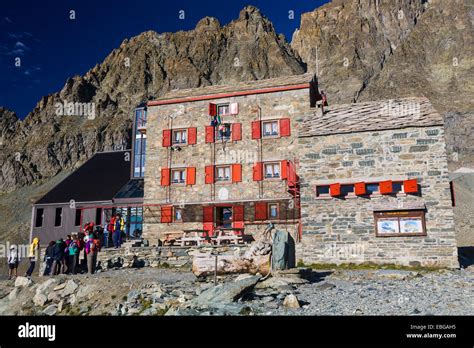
133 133 146 178
316 185 330 197
366 183 380 195
172 129 187 144
135 108 147 128
218 104 230 116
262 120 279 137
35 208 44 228
171 169 185 184
174 208 183 222
216 166 231 182
393 182 403 194
95 208 102 225
264 162 280 179
268 203 279 219
75 209 81 226
341 185 355 196
54 207 62 227
216 124 232 140
374 210 426 237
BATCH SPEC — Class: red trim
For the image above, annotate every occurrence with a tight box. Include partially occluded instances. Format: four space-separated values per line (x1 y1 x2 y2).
147 84 310 106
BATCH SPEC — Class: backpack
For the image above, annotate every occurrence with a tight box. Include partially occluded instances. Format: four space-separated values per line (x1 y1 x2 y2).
92 238 101 252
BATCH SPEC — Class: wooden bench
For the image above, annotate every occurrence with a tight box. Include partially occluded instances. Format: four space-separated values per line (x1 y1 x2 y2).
213 228 245 245
181 229 210 247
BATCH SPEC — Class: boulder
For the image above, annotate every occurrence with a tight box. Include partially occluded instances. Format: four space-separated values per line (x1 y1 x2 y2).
36 279 58 295
61 280 78 297
33 293 48 307
15 277 33 288
42 305 57 316
190 275 260 308
53 283 67 291
8 288 19 301
283 294 300 309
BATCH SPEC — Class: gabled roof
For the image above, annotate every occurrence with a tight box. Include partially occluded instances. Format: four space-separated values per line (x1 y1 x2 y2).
35 151 131 205
148 73 316 106
298 97 443 137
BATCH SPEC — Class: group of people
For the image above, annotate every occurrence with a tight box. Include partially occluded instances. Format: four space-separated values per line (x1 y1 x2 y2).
6 213 127 280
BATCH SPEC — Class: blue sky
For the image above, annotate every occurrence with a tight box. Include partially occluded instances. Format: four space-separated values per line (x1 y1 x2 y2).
0 0 329 119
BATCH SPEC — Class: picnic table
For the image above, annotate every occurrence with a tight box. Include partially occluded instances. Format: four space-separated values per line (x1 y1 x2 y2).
161 231 183 246
181 229 211 247
212 227 245 245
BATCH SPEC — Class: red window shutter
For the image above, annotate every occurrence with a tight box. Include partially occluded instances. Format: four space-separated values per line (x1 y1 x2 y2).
162 129 171 147
354 182 366 196
330 183 341 197
205 126 215 143
161 206 172 223
232 205 244 230
281 160 289 180
161 168 170 186
231 123 242 141
186 167 196 185
404 179 418 194
380 180 393 194
187 127 197 145
251 121 261 139
279 118 291 137
203 206 214 236
231 164 242 183
255 202 268 220
209 103 217 116
288 162 297 183
205 165 215 184
253 162 263 181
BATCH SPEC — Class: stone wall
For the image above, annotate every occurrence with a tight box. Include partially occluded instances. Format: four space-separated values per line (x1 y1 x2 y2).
143 88 310 242
296 126 459 268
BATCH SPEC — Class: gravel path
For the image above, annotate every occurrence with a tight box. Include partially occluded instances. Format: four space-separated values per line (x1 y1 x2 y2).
254 269 474 316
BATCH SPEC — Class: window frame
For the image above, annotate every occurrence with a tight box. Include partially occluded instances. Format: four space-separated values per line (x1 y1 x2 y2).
215 165 232 183
35 208 44 228
216 123 232 141
262 120 280 138
171 168 186 185
173 207 183 222
217 103 230 116
268 203 279 219
54 207 63 228
172 129 187 145
263 162 281 180
74 209 82 227
374 210 427 237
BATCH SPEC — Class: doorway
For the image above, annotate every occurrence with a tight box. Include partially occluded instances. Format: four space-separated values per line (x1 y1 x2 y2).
215 206 232 228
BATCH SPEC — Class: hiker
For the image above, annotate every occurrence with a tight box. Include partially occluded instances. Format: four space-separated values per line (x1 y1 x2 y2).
320 90 328 114
64 235 72 273
86 233 100 274
7 245 20 280
51 239 66 275
67 235 79 274
25 237 40 278
113 213 124 248
103 219 110 248
43 241 56 276
76 232 85 272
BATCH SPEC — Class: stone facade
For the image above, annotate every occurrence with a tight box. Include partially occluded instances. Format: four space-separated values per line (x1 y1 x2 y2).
297 126 459 268
143 82 312 243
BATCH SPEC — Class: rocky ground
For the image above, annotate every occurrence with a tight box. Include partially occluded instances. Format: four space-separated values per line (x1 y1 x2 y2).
0 265 472 316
